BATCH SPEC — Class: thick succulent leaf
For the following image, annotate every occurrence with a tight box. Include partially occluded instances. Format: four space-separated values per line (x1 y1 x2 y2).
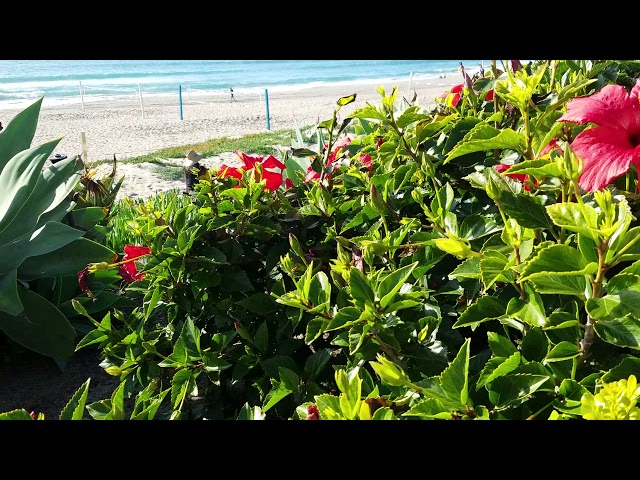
0 156 81 244
0 269 22 315
0 97 42 170
0 139 59 235
0 286 76 359
0 222 85 274
36 198 76 227
17 237 117 280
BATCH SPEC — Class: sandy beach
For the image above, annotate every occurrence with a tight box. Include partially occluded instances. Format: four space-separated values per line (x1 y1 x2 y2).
1 77 459 199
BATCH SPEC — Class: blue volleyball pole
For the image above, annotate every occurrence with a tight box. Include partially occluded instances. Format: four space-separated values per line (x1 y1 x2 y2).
265 88 270 130
179 85 184 120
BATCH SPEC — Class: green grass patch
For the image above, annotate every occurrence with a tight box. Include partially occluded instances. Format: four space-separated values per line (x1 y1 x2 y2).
89 126 315 167
150 164 184 182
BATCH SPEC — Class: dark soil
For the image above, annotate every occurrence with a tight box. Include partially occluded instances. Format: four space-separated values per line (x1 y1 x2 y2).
0 345 121 420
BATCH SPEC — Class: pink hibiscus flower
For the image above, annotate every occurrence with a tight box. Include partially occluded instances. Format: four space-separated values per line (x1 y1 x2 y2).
558 79 640 191
219 151 286 191
305 136 351 183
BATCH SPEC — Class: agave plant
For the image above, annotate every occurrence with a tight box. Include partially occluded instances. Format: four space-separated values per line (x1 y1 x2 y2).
0 98 118 360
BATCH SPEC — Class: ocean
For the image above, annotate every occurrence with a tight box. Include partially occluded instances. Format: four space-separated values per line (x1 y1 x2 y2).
0 59 493 110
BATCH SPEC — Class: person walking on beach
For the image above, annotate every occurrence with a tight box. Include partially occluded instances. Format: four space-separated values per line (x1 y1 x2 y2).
230 87 236 102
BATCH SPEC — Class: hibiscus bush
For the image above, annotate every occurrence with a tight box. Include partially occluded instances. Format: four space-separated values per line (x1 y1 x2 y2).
19 59 640 420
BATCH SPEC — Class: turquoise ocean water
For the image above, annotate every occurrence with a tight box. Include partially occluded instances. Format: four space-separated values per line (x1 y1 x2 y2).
0 59 493 110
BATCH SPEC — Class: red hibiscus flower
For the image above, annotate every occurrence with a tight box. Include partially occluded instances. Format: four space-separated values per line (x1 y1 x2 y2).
118 244 152 283
494 163 537 191
558 79 640 191
219 151 286 191
441 83 464 107
359 153 373 171
306 404 320 420
305 136 351 183
77 266 94 298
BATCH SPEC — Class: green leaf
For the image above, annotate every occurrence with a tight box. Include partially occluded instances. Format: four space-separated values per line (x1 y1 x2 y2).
544 341 580 363
371 407 397 420
17 237 116 281
480 250 516 292
305 318 325 344
308 271 331 311
314 394 343 420
378 262 418 309
602 357 640 383
450 256 482 280
498 190 555 230
520 327 548 363
546 203 600 241
453 296 507 329
503 158 563 178
519 244 593 296
262 382 293 413
487 374 550 408
403 398 449 419
304 349 332 381
221 268 254 292
59 378 91 420
487 331 518 357
171 369 197 410
445 124 525 164
326 306 362 332
439 338 471 407
395 108 428 129
586 287 640 322
0 409 35 420
254 321 269 353
506 284 547 327
236 292 277 314
349 267 375 306
336 369 362 420
593 316 640 349
477 352 522 389
0 286 76 359
459 215 502 241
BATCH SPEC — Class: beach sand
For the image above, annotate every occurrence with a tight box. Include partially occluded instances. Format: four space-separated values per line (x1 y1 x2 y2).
1 77 459 200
